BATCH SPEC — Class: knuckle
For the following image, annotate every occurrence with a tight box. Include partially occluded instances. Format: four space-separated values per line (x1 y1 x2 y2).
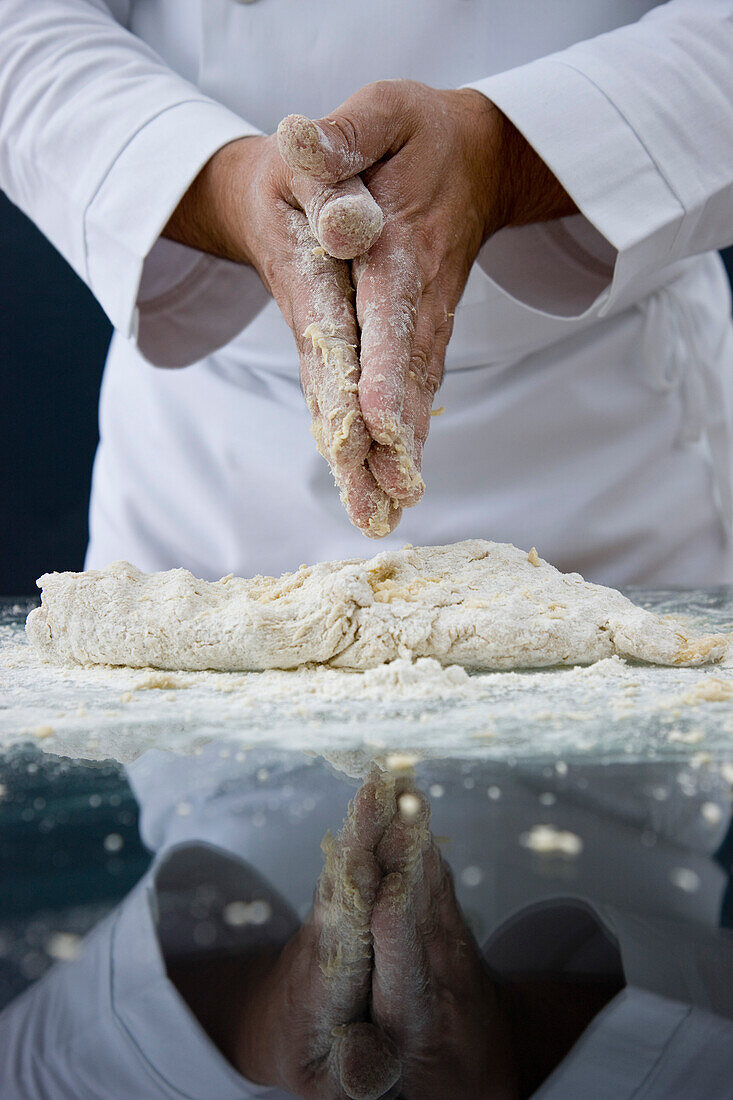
434 310 454 345
426 365 443 397
324 114 359 168
408 342 432 386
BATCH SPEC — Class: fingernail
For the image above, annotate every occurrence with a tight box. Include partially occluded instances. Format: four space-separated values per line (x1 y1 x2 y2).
317 195 384 260
278 114 330 175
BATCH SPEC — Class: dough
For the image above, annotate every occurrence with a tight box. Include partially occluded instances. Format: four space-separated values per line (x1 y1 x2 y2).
26 540 726 672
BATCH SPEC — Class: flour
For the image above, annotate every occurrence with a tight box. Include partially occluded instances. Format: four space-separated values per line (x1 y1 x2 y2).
26 540 727 673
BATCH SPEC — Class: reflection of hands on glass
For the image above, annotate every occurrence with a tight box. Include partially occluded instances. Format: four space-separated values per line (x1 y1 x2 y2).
170 768 516 1099
367 783 515 1099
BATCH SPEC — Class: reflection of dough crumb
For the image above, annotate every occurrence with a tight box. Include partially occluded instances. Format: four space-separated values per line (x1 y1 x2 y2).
670 867 700 893
397 792 421 820
45 932 81 961
520 825 583 857
385 752 419 775
721 763 733 785
668 728 705 744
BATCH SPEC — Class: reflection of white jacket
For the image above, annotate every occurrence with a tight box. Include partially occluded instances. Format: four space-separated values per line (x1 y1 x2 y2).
2 1 733 585
1 747 732 1098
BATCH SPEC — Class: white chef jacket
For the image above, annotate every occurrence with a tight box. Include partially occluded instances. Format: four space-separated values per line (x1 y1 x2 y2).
2 1 733 586
2 748 733 1098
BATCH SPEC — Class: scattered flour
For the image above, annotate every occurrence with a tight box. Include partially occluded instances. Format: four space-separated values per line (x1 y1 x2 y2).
3 576 732 769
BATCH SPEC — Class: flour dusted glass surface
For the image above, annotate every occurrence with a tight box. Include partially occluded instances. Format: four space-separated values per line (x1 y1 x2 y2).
1 591 733 1096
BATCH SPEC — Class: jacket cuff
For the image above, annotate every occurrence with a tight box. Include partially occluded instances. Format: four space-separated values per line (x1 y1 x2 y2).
466 56 684 319
534 988 733 1099
111 844 299 1097
84 98 266 363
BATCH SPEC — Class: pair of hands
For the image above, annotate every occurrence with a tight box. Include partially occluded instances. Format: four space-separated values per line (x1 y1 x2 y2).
169 770 620 1099
165 80 574 537
228 769 517 1100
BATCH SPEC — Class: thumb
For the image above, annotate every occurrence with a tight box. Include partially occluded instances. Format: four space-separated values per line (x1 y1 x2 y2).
277 83 409 182
288 171 384 259
330 1021 402 1100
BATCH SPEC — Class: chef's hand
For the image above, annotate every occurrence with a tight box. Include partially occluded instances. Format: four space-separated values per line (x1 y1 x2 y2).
163 135 400 538
278 80 576 505
370 786 518 1098
227 774 517 1099
227 769 402 1099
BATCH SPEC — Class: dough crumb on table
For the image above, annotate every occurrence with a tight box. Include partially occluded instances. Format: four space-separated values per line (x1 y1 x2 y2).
26 540 728 674
676 677 733 706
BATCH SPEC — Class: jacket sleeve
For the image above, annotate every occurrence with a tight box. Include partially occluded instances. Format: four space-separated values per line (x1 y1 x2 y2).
0 844 298 1100
466 0 733 320
483 900 733 1100
0 0 270 368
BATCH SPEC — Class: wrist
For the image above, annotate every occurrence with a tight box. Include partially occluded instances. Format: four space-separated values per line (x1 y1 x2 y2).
453 89 577 238
230 948 284 1086
166 948 282 1088
499 974 622 1098
494 109 578 230
163 135 265 265
444 88 507 244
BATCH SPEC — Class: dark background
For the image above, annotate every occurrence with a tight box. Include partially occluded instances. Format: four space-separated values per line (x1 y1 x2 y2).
1 193 111 595
2 192 733 595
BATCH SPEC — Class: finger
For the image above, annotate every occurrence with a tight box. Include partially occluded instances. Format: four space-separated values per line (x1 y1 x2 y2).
376 784 431 877
316 769 396 909
337 464 403 539
287 170 384 260
301 328 402 537
376 786 434 927
416 838 488 994
368 294 452 505
278 83 409 182
365 268 456 505
352 235 426 503
405 289 453 456
313 771 397 983
371 872 432 1041
289 213 365 467
284 210 401 536
305 774 400 1070
342 767 399 851
310 846 379 1048
363 287 443 505
301 349 387 535
329 1022 402 1100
